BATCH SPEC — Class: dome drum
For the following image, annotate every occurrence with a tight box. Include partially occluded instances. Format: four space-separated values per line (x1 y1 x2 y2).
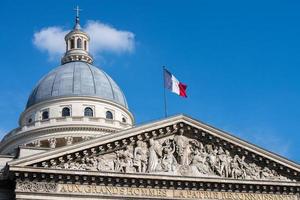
20 96 133 129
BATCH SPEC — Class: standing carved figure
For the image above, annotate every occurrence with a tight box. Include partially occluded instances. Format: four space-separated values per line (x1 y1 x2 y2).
161 140 177 172
231 155 243 179
182 143 192 165
174 131 191 165
134 141 148 173
207 145 219 173
148 139 162 172
217 147 228 177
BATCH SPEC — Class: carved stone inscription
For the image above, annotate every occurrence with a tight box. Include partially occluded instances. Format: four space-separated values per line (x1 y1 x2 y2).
15 182 298 200
58 184 298 200
51 133 290 181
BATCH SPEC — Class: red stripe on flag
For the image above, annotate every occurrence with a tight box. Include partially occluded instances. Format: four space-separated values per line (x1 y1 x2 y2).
179 82 187 98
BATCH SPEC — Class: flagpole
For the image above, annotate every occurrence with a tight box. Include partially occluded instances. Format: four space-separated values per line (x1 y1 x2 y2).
163 66 168 118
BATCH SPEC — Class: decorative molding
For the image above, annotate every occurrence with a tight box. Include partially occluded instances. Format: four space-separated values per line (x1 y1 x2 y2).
16 180 57 193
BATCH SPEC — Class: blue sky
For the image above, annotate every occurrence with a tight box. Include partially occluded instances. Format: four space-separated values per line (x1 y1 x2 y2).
0 0 299 163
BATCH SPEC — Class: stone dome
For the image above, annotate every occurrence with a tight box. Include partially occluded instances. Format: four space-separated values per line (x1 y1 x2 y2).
26 61 128 109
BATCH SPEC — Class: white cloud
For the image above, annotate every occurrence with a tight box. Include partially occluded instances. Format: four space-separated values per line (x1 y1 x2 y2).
33 27 68 60
33 21 135 60
85 20 135 54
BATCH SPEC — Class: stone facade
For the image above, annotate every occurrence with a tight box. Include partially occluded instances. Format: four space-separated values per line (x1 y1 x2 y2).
5 115 300 200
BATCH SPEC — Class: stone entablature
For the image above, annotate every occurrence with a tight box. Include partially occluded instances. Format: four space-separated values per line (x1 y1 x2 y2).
14 180 299 200
11 166 300 200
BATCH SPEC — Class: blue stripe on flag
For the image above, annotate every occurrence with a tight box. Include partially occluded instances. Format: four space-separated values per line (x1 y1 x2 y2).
164 69 172 90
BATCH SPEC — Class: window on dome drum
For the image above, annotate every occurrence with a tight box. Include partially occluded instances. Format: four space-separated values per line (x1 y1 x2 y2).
84 107 93 117
70 39 75 49
106 111 113 120
77 38 82 48
84 40 87 50
42 111 49 120
122 117 127 123
28 118 33 124
62 107 71 117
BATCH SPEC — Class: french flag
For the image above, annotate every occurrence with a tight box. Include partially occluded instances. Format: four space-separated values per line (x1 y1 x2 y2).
164 68 187 98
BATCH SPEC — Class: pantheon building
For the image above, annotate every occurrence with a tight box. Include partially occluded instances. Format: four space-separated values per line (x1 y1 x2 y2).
0 13 299 200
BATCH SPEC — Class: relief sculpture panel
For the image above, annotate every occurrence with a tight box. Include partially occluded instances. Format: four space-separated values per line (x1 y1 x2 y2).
49 132 291 181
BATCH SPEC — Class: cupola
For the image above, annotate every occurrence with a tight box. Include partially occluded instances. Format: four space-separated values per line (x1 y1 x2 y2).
61 6 93 64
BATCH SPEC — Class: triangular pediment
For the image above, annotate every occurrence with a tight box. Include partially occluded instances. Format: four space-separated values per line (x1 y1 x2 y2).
8 115 300 182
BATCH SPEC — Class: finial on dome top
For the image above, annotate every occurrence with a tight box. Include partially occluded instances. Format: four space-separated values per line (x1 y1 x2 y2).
61 6 93 65
74 6 82 30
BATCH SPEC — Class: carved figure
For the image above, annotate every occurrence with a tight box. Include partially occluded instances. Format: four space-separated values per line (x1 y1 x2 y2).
48 138 56 148
161 140 177 172
47 134 291 182
65 136 73 145
115 145 136 173
207 145 219 173
231 155 243 179
191 148 211 175
148 139 162 172
133 141 148 173
174 131 190 165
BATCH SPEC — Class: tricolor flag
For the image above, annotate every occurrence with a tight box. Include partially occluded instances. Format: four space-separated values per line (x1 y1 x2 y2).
164 68 187 98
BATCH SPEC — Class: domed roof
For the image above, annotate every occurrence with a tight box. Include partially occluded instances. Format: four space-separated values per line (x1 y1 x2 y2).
26 61 128 109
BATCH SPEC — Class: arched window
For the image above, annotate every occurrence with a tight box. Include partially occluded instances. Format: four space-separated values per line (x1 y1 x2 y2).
62 107 71 117
122 117 127 123
70 39 75 49
42 111 49 120
106 111 113 120
28 118 33 124
84 40 87 50
77 38 82 48
84 107 93 117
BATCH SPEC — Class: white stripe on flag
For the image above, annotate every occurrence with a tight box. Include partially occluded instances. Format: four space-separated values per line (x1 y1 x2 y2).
171 75 180 95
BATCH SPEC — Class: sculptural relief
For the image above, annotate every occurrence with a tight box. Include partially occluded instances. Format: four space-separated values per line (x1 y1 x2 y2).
16 181 57 192
50 133 290 181
48 138 56 148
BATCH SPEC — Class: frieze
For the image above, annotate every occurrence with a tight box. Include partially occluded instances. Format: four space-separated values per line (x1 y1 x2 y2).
15 180 57 193
49 131 291 182
17 182 299 200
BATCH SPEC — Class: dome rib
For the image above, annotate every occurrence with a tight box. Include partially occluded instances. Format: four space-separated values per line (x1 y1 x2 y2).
50 70 58 96
26 62 128 109
102 69 116 100
85 62 97 94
